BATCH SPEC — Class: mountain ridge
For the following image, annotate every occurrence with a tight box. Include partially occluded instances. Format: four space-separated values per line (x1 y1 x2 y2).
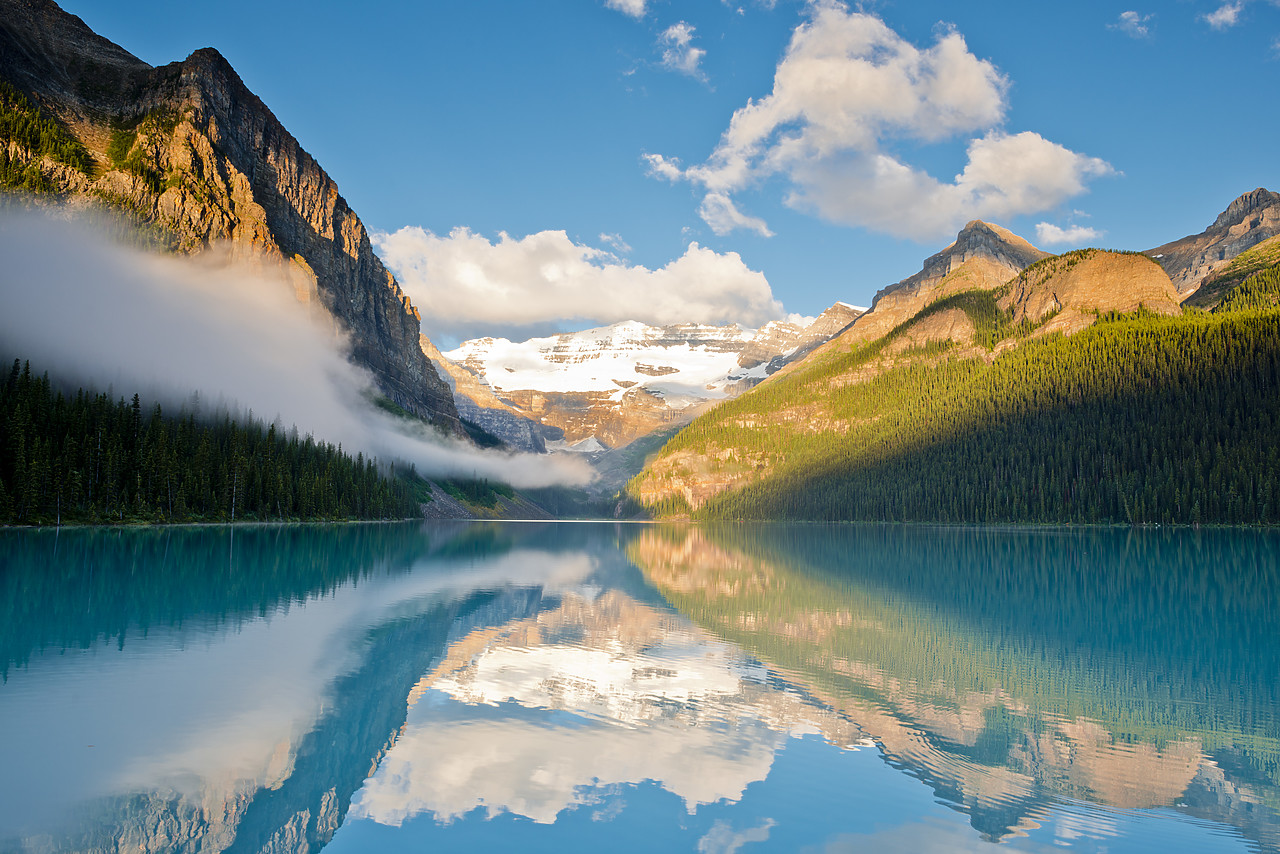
437 310 859 451
630 203 1280 523
0 0 462 431
834 219 1051 348
1149 187 1280 295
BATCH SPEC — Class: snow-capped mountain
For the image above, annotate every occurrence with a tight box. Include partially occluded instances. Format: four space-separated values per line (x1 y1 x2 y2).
430 306 862 451
448 321 765 404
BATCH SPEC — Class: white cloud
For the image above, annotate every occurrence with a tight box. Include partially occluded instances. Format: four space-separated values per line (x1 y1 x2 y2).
700 191 775 236
1204 1 1244 28
786 131 1112 240
643 151 686 182
647 2 1112 241
659 21 708 80
0 214 593 488
598 231 632 255
374 226 785 331
1110 11 1154 38
604 0 647 18
1035 222 1103 246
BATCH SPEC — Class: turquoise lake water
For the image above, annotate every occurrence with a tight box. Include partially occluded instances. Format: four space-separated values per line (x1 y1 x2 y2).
1 521 1277 852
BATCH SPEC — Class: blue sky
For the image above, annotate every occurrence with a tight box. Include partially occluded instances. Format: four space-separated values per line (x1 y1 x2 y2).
58 0 1280 344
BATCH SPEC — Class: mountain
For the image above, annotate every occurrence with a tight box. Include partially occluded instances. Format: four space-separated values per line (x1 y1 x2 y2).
630 212 1280 524
1182 232 1280 310
1149 188 1280 295
0 0 461 430
438 310 859 451
839 220 1049 347
419 335 555 453
998 248 1180 338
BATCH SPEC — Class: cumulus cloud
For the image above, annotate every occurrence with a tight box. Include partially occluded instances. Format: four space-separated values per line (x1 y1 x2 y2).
604 0 647 18
647 1 1112 241
1035 222 1103 246
1110 11 1154 38
1204 1 1244 28
659 21 707 80
373 226 785 331
0 214 592 489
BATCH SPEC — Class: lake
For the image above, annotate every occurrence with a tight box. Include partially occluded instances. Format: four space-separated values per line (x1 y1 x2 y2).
1 521 1277 853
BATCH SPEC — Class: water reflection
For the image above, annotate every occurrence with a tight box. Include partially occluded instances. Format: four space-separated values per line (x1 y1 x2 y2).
350 589 861 827
629 524 1280 850
0 523 633 853
0 522 1276 853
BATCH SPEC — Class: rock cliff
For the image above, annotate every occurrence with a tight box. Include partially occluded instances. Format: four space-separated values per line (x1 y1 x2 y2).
420 335 554 452
0 0 461 430
1149 188 1280 295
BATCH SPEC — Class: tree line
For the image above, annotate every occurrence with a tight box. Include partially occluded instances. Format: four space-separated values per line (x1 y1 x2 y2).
0 359 427 524
634 265 1280 525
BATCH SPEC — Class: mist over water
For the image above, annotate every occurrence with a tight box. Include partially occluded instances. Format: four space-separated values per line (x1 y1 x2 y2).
0 213 592 488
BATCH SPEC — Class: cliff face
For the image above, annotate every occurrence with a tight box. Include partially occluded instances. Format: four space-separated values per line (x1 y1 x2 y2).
420 334 554 453
1149 188 1280 295
0 0 461 430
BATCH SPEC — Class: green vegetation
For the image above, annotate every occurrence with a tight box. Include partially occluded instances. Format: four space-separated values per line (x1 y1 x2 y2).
0 359 428 524
439 476 514 508
630 524 1280 813
1211 258 1280 314
0 78 93 193
1185 235 1280 309
633 296 1280 524
460 418 508 449
907 288 1053 350
105 110 176 195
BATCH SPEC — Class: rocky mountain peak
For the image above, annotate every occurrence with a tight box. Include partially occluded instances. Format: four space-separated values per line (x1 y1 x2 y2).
1212 188 1280 230
0 0 462 431
838 222 1047 347
1150 188 1280 294
923 220 1048 280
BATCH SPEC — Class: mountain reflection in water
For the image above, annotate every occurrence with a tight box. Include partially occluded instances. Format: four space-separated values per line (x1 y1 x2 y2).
0 522 1276 853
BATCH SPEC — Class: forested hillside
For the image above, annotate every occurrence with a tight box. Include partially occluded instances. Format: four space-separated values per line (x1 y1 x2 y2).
0 359 428 524
631 255 1280 525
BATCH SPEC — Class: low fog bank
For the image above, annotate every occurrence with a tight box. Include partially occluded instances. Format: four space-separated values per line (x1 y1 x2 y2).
0 214 593 489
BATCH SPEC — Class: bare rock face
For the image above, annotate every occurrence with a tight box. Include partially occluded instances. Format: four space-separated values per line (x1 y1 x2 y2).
795 301 863 348
736 320 805 370
420 335 553 452
0 0 461 431
999 250 1182 338
1149 188 1280 295
842 221 1049 346
884 308 976 355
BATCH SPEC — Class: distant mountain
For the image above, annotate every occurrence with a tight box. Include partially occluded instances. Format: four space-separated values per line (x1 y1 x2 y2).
631 203 1280 524
434 310 859 451
0 0 461 430
1149 188 1280 295
418 335 554 453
